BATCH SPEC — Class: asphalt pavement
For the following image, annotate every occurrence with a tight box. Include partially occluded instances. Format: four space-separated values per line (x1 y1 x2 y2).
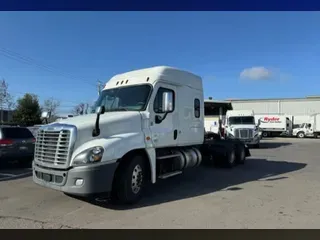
0 138 320 229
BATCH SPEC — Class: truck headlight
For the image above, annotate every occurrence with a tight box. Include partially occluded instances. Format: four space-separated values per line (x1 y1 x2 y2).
72 146 104 166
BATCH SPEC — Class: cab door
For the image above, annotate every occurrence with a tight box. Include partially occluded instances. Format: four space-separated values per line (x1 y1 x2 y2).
149 83 179 148
306 123 313 136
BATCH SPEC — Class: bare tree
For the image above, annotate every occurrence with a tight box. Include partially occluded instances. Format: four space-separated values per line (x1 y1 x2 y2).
0 79 15 123
73 103 85 115
42 98 60 121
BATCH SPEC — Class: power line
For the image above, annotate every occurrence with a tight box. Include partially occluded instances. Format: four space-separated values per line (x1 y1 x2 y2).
8 90 85 105
0 47 97 88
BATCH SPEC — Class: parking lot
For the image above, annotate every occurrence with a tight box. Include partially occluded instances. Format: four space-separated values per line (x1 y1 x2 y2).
0 137 320 229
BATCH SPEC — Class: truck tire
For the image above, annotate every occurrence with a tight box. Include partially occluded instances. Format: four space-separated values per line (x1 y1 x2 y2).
224 148 236 168
297 132 305 138
236 145 246 164
262 132 268 138
112 154 147 205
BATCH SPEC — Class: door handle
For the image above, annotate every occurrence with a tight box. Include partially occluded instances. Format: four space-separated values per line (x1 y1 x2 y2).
174 129 178 140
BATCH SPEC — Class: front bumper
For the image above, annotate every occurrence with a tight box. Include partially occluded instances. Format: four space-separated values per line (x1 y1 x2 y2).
33 161 119 197
238 136 260 145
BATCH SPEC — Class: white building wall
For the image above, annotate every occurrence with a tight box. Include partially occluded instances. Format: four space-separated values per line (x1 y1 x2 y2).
230 98 320 125
231 101 280 114
231 99 320 115
280 100 320 115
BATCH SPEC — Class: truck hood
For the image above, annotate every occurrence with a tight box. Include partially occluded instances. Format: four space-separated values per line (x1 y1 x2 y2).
292 128 302 133
56 111 142 148
228 124 256 130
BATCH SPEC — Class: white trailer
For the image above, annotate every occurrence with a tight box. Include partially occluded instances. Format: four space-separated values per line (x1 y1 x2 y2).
292 113 320 138
32 66 250 205
204 100 232 136
255 114 291 138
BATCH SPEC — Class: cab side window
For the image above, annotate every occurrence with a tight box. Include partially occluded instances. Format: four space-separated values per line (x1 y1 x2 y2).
153 87 175 113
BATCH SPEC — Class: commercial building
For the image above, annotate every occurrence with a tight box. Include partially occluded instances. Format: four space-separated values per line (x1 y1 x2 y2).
227 96 320 125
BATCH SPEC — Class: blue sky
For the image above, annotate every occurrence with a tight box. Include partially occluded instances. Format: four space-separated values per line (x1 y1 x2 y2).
0 11 319 114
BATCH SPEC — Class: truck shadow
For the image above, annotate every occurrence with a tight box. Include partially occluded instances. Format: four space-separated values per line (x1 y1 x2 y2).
257 142 292 149
86 158 306 210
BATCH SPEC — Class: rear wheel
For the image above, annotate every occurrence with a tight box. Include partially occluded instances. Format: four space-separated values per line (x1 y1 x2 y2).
224 148 236 168
112 155 147 205
236 145 246 164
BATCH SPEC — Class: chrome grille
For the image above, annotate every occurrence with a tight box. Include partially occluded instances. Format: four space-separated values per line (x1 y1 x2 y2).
234 129 253 139
35 129 71 166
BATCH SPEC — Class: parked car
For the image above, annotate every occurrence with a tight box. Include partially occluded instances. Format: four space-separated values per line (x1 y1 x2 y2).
0 126 36 167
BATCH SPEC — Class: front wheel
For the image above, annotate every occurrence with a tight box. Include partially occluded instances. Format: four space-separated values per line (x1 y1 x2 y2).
297 132 305 138
112 155 147 205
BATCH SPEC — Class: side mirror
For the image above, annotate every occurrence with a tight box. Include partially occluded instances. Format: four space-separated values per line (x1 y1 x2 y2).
162 92 173 112
96 106 106 115
41 111 50 120
257 119 261 126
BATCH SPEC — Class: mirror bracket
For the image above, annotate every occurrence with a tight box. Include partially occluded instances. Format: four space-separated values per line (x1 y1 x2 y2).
155 112 169 124
92 106 105 137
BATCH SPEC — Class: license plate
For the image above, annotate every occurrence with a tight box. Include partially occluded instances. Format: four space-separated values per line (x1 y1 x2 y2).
42 173 52 182
19 146 28 150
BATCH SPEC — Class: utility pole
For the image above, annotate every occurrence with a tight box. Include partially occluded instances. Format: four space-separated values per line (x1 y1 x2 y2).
97 80 102 96
0 80 7 124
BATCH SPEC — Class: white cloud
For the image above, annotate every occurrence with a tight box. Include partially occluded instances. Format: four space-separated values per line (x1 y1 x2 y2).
240 67 273 80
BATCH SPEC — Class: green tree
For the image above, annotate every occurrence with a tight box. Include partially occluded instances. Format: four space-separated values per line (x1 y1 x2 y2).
12 93 42 126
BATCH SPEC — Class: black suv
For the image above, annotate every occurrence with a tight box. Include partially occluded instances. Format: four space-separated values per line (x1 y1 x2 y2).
0 126 35 167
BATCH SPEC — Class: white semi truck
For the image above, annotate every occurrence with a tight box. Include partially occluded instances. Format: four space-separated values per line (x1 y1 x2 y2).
292 113 320 138
32 66 250 205
224 110 261 148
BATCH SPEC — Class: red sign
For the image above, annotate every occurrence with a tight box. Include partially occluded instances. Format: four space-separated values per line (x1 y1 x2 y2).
261 116 281 123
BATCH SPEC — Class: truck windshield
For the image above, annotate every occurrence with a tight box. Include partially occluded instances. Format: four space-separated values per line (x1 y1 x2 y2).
229 116 255 125
94 84 151 112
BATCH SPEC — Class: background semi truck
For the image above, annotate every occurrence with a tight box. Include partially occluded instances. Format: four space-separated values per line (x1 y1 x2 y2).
224 110 261 148
32 66 250 205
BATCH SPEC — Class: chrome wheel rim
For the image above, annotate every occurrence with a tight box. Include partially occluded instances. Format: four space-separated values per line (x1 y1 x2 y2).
241 148 245 161
131 164 143 194
229 151 235 164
